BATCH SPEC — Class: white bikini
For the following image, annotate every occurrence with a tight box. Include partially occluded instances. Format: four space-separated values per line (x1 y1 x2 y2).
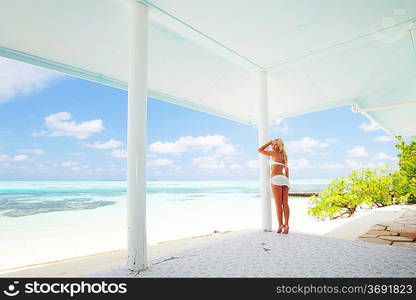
269 159 290 187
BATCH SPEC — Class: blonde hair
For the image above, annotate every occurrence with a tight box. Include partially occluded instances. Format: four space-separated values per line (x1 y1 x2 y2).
272 138 288 166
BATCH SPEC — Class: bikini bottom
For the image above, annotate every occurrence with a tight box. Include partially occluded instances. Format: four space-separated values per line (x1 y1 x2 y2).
270 174 289 187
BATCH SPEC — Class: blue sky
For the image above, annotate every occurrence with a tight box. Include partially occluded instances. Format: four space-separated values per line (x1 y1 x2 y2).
0 57 400 181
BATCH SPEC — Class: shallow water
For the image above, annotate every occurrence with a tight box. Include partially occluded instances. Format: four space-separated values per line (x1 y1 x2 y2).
0 180 331 270
0 180 329 217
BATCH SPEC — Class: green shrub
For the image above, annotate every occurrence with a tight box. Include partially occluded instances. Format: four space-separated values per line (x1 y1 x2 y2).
308 169 374 219
391 170 416 204
308 136 416 218
394 136 416 202
363 167 412 207
365 167 393 207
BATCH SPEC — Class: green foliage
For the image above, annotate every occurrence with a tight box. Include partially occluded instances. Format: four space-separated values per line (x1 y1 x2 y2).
391 170 416 204
308 169 377 219
308 136 416 219
365 167 393 207
394 136 416 202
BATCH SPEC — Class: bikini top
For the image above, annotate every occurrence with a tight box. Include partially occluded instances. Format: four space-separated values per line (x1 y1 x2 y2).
270 159 287 175
269 159 286 166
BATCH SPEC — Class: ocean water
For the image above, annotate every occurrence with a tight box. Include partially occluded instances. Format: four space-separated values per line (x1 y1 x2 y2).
0 180 330 270
0 180 329 218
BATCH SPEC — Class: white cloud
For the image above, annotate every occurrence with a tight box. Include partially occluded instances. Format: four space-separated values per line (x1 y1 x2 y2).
149 134 240 156
107 164 123 173
229 163 242 170
319 161 346 170
347 146 368 158
180 135 228 150
147 135 245 173
85 139 123 150
0 57 61 103
286 136 331 154
324 138 337 144
319 159 388 170
345 159 388 169
288 158 313 169
34 112 104 139
147 153 158 158
61 161 79 167
375 135 394 142
148 141 186 156
110 149 127 158
192 156 226 170
0 154 30 162
60 161 88 171
247 160 258 169
32 130 48 137
271 118 289 134
148 158 173 167
18 149 45 155
344 159 365 169
373 152 398 161
214 144 240 156
359 120 381 132
13 155 29 162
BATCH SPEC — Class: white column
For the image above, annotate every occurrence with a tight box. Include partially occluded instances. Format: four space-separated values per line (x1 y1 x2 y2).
258 71 272 231
127 1 148 271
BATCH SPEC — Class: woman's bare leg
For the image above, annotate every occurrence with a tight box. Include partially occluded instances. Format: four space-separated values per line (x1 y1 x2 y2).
271 184 283 227
282 186 290 227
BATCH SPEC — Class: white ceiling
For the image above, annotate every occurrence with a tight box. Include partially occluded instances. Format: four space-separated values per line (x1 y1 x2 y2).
0 0 415 135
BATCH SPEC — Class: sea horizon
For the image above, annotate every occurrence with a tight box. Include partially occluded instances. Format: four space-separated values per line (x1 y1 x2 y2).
0 178 334 182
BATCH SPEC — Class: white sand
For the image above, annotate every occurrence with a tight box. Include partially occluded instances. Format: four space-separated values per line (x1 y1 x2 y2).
0 230 251 278
0 203 407 278
88 230 416 278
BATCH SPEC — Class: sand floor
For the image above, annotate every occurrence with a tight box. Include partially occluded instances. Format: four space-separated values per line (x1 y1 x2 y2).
1 205 411 278
88 229 416 278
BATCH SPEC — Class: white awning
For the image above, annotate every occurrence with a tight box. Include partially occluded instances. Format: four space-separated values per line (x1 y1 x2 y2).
1 0 415 135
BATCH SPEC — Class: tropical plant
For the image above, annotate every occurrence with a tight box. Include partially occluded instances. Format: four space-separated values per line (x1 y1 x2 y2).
364 167 393 207
391 170 416 204
308 169 374 219
394 136 416 202
308 136 416 218
363 167 411 207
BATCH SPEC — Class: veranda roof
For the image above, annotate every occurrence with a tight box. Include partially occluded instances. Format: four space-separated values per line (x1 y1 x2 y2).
1 0 415 135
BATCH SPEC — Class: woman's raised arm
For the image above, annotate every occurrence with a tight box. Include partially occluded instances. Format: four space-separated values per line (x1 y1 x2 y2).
257 140 274 156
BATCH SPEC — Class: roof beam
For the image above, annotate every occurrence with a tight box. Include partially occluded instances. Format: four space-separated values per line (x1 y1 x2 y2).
351 105 395 136
351 101 416 113
411 21 416 55
268 18 416 73
137 0 265 71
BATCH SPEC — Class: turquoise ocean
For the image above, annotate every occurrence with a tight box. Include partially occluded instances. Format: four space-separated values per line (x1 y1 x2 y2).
0 179 330 270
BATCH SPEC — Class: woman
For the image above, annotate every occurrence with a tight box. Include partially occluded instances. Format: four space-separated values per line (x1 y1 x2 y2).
257 138 290 234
